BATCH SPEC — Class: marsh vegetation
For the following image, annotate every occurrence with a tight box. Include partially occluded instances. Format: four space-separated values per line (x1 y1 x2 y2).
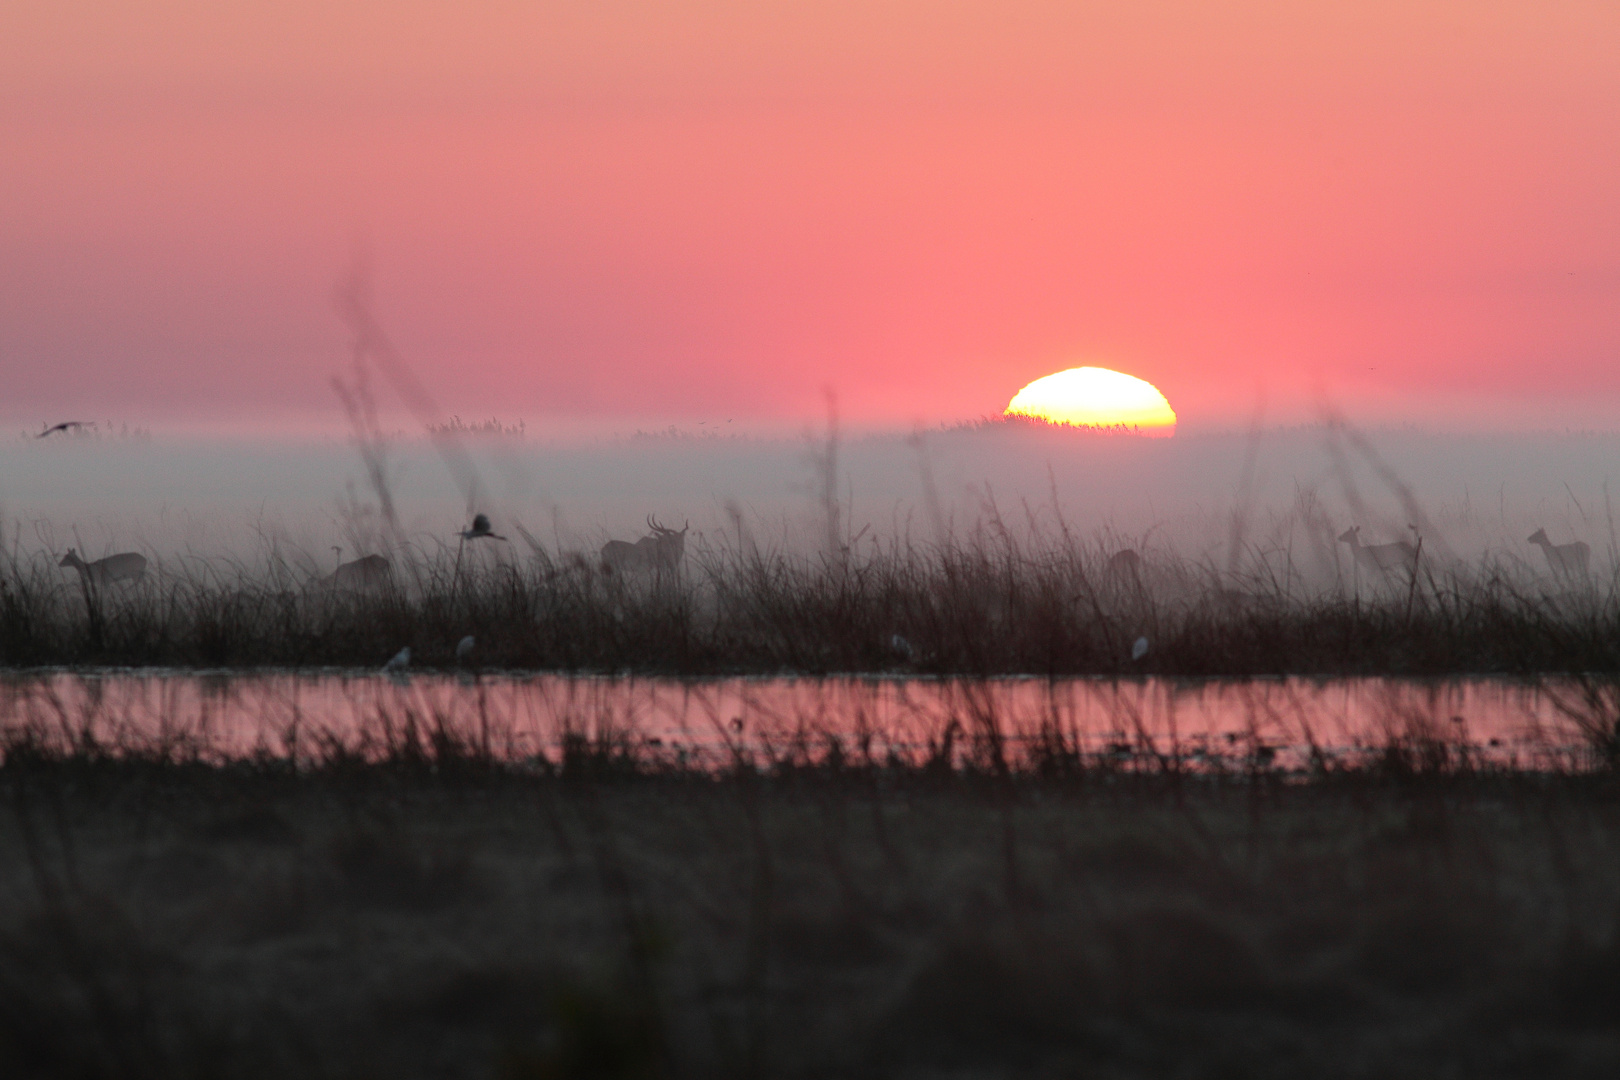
2 691 1619 1079
2 512 1619 677
7 418 1620 1077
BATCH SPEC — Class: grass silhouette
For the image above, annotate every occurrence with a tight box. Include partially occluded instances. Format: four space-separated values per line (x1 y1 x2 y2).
1 700 1618 1079
1 517 1617 677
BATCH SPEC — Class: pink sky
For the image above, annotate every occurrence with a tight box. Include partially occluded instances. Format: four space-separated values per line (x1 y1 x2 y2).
3 2 1618 434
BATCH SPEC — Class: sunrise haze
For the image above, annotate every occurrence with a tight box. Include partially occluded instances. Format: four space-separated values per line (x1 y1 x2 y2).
4 2 1618 434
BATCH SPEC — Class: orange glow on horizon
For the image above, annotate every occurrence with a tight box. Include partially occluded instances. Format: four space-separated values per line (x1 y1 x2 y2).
1004 367 1177 436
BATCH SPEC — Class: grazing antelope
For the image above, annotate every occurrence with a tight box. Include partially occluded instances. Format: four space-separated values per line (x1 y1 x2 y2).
1337 526 1419 579
1106 548 1144 592
1107 549 1141 577
59 548 147 588
322 554 392 592
601 516 689 575
1528 528 1590 579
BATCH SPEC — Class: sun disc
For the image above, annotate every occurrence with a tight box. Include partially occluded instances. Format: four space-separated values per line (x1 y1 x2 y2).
1004 366 1176 436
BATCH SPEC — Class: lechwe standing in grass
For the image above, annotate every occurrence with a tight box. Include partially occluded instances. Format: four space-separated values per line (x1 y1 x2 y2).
325 554 392 592
1528 528 1590 580
1337 526 1420 583
59 548 147 589
1106 548 1142 579
307 547 391 594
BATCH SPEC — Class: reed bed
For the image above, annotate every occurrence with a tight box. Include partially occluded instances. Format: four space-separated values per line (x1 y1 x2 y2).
2 519 1618 676
1 687 1618 1080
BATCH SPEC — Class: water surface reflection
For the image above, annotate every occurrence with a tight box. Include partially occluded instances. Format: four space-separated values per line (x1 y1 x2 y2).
1 670 1605 772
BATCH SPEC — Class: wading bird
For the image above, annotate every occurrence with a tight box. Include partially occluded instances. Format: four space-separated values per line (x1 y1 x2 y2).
59 548 147 588
1528 528 1590 580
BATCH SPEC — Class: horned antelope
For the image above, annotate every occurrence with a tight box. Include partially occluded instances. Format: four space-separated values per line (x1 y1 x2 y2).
59 548 147 588
1337 526 1419 580
600 516 689 576
1528 528 1590 579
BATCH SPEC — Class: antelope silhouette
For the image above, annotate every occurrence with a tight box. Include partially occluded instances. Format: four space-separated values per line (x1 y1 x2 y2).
601 516 688 575
320 554 392 592
1528 528 1590 579
1106 549 1144 591
1337 526 1419 579
59 548 146 588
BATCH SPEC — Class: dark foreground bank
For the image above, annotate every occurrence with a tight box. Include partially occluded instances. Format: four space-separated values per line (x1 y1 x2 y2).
2 745 1619 1079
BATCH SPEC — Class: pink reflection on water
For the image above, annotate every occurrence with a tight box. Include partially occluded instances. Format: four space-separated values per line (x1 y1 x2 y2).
0 672 1602 772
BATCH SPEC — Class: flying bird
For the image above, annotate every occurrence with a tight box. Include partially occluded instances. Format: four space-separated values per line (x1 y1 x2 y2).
36 421 94 438
459 514 508 541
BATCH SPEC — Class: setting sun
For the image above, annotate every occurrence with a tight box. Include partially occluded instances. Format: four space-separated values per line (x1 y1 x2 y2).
1004 367 1177 436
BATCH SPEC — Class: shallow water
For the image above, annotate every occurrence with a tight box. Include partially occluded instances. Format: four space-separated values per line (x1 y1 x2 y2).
1 669 1607 772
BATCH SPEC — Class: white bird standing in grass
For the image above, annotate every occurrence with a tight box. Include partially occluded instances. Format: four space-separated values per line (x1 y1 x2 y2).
384 646 410 675
456 636 475 664
1131 636 1150 661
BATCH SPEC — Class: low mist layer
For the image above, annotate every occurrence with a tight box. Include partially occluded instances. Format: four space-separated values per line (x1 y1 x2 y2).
5 422 1618 575
3 421 1620 675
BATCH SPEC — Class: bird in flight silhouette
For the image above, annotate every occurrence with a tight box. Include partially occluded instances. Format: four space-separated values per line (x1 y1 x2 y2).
36 421 93 438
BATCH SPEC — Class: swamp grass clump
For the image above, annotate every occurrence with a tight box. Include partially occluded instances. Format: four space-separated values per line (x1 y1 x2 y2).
2 521 1619 675
1 710 1619 1080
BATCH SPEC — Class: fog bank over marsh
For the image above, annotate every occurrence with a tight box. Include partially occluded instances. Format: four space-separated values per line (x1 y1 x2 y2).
4 423 1617 570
